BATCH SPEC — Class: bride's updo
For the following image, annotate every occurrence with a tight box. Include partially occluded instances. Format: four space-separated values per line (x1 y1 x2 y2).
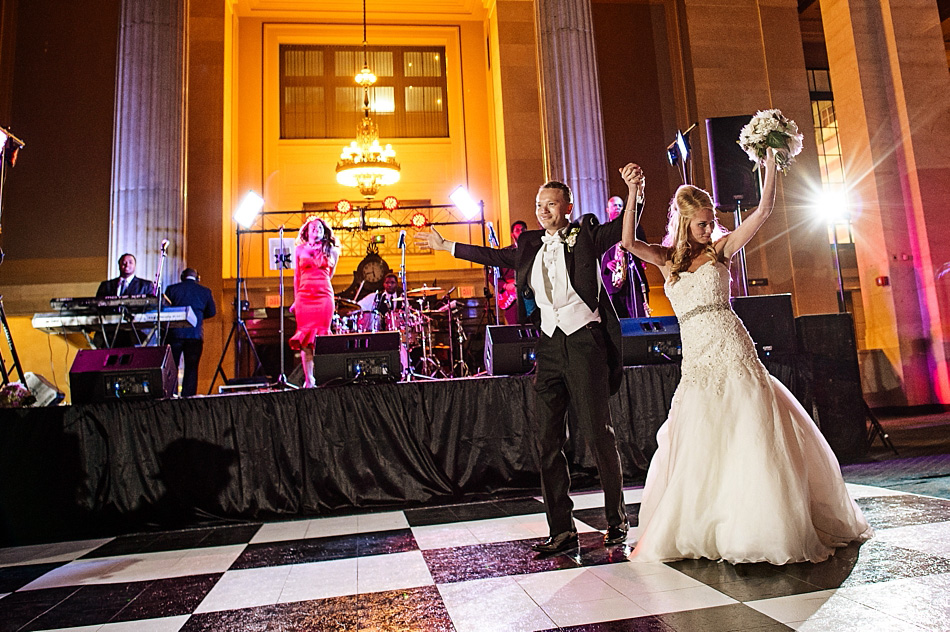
662 185 728 284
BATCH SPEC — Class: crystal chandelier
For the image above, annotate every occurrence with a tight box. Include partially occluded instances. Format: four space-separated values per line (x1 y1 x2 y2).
335 0 400 200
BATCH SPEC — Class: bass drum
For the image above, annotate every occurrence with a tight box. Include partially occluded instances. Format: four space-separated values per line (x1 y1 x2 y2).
357 310 385 333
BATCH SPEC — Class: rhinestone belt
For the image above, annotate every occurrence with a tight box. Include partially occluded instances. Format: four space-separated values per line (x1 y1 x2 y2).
678 303 731 322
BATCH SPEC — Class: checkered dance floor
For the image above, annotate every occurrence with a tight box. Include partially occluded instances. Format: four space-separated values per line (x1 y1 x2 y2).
2 484 950 631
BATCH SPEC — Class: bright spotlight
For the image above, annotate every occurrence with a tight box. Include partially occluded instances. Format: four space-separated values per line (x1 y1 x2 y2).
450 186 481 220
815 188 850 222
234 191 265 228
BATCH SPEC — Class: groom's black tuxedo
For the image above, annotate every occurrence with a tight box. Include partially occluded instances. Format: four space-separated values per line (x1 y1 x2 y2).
456 213 624 394
455 212 627 538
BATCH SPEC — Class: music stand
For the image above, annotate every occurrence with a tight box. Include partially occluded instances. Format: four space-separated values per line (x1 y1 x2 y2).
209 192 267 393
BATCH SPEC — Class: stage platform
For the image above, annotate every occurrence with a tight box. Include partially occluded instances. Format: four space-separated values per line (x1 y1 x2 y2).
0 358 860 547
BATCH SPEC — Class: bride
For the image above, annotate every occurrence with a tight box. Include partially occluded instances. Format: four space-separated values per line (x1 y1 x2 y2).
619 150 872 564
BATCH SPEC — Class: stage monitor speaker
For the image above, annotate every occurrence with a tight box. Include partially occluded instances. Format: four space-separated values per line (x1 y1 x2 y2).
706 115 761 209
70 346 177 404
796 313 866 462
620 316 682 365
484 325 540 375
731 294 797 358
312 332 402 385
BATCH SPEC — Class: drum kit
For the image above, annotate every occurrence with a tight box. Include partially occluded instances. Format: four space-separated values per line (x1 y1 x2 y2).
331 286 467 378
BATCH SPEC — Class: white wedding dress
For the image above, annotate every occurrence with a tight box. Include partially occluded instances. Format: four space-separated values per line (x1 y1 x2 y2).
631 260 872 564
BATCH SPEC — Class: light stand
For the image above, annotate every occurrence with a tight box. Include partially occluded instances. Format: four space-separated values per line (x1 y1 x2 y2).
829 220 847 313
209 193 266 393
0 127 27 387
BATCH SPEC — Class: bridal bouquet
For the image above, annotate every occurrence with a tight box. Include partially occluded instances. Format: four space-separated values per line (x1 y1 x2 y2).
737 109 804 174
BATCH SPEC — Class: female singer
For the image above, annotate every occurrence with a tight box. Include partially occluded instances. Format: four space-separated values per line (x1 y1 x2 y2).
290 216 340 387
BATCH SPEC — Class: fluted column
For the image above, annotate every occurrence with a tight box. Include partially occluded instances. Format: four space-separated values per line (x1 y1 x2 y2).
109 0 188 288
534 0 608 222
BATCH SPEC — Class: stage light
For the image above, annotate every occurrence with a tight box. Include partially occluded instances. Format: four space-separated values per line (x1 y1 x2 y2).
450 186 480 219
234 191 264 228
336 199 352 213
411 212 428 228
383 195 399 211
814 188 850 222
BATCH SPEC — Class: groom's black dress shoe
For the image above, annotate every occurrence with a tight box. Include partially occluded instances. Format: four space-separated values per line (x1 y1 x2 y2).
604 523 629 546
532 531 579 553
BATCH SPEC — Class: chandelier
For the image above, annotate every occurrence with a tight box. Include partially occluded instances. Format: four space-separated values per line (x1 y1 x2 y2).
335 0 400 200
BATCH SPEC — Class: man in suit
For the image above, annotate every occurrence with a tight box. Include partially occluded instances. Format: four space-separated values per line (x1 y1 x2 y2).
164 267 217 397
422 170 643 553
96 253 155 298
600 195 650 318
357 272 402 313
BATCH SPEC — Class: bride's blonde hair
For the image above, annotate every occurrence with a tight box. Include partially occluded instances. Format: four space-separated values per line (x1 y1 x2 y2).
662 185 728 284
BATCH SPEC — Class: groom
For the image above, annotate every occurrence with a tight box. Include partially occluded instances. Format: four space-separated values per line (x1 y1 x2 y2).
422 175 640 552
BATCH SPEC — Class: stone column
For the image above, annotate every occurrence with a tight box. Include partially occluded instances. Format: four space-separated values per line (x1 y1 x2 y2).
534 0 608 222
109 0 188 288
822 0 950 405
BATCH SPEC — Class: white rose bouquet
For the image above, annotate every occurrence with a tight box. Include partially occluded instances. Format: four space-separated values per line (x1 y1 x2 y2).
737 109 804 174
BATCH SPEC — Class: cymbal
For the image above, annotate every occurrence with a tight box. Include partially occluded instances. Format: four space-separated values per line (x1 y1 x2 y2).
407 286 443 296
334 296 360 314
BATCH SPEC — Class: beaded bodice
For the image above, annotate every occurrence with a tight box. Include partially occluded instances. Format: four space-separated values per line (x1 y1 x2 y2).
666 260 769 391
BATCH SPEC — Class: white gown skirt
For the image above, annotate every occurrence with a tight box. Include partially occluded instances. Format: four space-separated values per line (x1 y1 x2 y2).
632 373 873 565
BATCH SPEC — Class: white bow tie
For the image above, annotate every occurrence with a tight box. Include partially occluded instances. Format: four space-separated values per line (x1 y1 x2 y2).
540 232 563 247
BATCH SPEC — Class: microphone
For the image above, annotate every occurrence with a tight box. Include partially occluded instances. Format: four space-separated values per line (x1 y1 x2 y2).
397 230 406 249
487 222 498 248
160 239 169 253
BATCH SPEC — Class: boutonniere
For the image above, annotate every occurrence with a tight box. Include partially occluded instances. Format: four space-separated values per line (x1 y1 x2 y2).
563 227 580 251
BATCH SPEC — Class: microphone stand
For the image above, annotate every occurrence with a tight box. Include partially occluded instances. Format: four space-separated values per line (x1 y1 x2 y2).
149 240 169 347
269 224 297 390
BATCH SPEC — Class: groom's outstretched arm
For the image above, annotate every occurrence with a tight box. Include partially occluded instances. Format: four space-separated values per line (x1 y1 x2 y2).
418 227 519 269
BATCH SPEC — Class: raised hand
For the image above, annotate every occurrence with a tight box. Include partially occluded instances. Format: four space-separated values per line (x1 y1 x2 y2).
416 226 449 252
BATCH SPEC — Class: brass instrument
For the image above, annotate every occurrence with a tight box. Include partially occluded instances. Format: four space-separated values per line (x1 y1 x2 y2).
611 247 627 288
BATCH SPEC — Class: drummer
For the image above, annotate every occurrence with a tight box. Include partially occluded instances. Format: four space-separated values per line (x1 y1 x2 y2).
357 272 403 314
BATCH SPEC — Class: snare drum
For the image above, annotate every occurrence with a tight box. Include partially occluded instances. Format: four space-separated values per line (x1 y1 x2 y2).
357 310 385 333
386 309 427 346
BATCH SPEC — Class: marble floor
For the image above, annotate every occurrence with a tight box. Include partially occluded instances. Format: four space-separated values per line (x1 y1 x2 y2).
2 481 950 631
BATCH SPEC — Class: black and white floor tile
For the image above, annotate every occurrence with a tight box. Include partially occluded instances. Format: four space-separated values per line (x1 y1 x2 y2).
2 484 949 631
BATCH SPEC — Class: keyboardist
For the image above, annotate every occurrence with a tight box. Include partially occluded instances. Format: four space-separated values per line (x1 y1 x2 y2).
94 252 155 347
96 253 155 298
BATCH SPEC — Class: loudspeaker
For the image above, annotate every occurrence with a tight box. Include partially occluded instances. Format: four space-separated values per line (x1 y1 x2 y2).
620 317 682 365
796 313 866 462
70 346 177 404
706 115 761 209
312 332 402 385
484 325 540 375
731 294 797 358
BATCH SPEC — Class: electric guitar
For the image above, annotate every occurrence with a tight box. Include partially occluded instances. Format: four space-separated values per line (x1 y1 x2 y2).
498 283 517 309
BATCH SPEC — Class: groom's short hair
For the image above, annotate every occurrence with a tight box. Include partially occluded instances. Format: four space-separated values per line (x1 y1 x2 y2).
541 180 573 205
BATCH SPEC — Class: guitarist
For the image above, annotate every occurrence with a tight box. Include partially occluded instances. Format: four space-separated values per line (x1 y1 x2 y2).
600 195 650 318
500 221 527 324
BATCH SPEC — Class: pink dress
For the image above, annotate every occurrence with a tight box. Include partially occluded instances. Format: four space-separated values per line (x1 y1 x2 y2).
289 244 334 350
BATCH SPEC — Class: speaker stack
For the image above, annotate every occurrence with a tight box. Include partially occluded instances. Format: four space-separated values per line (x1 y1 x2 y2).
312 331 403 385
484 325 540 376
70 346 177 404
731 294 797 358
796 313 866 462
706 115 761 210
